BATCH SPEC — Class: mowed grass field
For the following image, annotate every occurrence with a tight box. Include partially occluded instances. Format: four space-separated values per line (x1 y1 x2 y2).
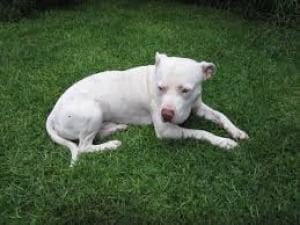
0 0 299 224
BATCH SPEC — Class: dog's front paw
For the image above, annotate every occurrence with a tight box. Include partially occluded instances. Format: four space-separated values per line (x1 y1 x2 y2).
217 138 238 150
231 129 249 140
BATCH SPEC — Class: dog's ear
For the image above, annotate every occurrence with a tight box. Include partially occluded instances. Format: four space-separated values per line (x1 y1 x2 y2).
155 52 167 66
200 61 216 80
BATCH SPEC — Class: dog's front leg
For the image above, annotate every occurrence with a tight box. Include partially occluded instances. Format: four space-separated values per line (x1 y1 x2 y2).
193 101 249 140
152 112 238 150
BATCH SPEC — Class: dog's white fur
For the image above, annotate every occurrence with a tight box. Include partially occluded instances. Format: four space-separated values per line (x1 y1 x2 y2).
46 53 248 166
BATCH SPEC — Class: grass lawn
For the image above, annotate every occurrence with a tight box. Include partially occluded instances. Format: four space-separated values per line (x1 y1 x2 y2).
0 0 299 224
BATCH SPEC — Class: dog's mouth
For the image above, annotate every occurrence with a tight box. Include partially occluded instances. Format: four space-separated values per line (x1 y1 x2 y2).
162 116 173 123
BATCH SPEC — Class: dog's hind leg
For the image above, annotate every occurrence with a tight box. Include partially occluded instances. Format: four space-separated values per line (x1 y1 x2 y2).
97 122 128 138
71 128 122 167
78 130 121 154
78 122 122 156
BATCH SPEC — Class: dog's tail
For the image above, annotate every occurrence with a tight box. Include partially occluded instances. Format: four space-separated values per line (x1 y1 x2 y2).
46 113 79 166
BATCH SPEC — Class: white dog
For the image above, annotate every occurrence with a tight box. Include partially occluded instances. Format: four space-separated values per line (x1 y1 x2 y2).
46 53 249 166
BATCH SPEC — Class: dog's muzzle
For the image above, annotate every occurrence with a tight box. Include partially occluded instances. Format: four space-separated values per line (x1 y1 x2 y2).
161 108 175 122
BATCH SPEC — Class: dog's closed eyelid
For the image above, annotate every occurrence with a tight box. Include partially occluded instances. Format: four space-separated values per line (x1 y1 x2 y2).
157 83 167 92
181 88 190 93
178 85 192 93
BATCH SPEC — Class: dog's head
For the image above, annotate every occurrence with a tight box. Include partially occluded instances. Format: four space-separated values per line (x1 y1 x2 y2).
153 52 216 124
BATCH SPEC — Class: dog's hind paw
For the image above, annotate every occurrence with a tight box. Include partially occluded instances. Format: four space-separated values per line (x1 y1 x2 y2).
117 124 128 130
105 140 122 150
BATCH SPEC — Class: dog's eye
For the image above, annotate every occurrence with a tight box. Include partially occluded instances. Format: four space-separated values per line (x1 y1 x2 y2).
178 85 192 94
158 85 166 92
181 88 190 94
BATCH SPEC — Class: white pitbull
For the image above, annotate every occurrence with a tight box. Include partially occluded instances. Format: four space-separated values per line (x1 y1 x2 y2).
46 53 249 166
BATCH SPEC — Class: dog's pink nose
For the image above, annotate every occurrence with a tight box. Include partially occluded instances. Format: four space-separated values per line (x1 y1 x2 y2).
161 108 175 122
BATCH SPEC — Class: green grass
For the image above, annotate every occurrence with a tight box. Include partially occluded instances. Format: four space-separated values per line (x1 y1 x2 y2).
0 0 299 224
